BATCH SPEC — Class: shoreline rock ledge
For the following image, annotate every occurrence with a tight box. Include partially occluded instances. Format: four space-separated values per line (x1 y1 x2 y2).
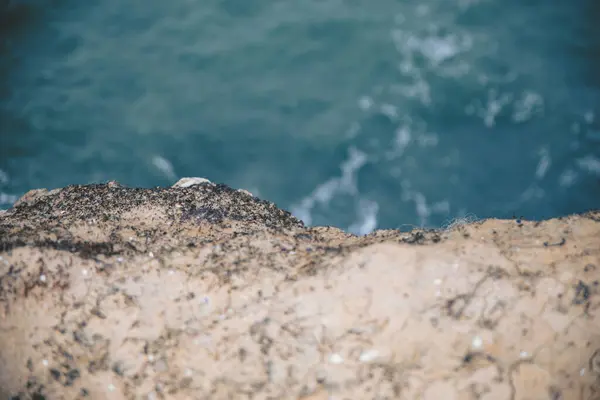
0 180 599 400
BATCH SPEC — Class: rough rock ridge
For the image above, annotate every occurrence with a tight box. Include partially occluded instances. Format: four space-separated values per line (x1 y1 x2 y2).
0 180 599 400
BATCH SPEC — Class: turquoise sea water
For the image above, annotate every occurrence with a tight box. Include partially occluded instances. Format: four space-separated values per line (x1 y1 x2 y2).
1 0 599 233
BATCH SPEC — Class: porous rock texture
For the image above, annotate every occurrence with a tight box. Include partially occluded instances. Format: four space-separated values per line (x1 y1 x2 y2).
0 180 599 400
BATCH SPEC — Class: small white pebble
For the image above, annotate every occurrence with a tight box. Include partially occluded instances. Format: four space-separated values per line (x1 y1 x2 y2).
359 349 379 362
329 353 344 364
433 278 442 285
149 252 154 258
117 257 124 263
107 383 116 392
580 368 586 376
520 351 529 358
168 269 174 275
289 251 296 255
472 336 483 349
82 269 88 276
42 359 48 366
148 355 154 362
128 236 134 241
173 177 212 188
185 368 193 376
39 274 46 282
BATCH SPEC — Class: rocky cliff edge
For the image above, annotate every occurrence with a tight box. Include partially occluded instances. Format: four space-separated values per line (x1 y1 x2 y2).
0 179 599 399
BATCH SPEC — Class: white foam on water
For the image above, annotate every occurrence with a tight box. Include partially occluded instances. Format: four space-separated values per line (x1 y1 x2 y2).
151 155 177 181
0 169 9 184
535 148 551 180
348 199 379 236
379 103 398 120
520 185 546 203
390 16 475 107
400 184 431 227
399 180 450 228
512 91 544 123
358 96 374 111
469 89 513 128
501 183 546 211
291 147 373 230
558 169 577 187
576 155 600 175
416 132 439 147
344 122 361 140
385 125 412 160
392 76 432 106
375 11 532 132
419 35 471 66
431 200 450 214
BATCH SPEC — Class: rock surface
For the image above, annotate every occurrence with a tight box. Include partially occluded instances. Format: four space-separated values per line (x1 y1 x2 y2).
0 180 599 400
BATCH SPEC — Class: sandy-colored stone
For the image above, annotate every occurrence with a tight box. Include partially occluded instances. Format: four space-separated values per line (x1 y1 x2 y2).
0 181 599 399
172 177 213 188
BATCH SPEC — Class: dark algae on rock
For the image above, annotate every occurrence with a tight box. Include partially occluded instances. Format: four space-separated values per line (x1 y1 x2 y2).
0 182 304 257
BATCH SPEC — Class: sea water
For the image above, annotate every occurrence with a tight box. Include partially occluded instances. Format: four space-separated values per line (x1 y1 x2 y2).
1 0 599 233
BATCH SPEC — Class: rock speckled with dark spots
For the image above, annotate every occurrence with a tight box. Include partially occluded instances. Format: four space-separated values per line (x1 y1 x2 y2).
0 182 599 399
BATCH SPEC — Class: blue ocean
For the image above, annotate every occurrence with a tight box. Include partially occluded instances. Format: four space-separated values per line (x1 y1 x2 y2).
1 0 599 233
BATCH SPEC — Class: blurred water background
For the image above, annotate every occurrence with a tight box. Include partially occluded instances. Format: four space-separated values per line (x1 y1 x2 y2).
1 0 599 233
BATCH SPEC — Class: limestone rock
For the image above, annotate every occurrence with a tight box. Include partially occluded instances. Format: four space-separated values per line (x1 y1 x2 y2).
0 182 598 400
172 177 214 188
